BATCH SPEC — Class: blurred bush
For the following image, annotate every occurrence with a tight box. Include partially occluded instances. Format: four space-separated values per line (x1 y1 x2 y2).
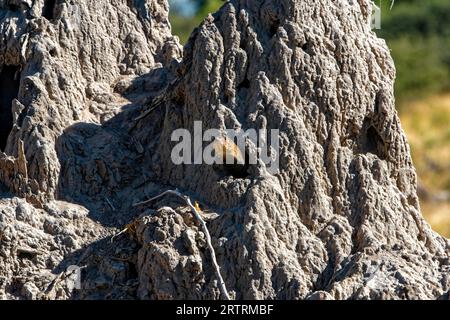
377 0 450 102
169 0 223 44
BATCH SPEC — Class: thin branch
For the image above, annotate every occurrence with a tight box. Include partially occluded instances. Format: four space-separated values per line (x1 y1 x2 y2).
105 196 116 211
132 78 181 122
110 226 130 243
390 0 395 10
133 189 231 300
132 189 179 208
43 267 83 297
133 103 162 121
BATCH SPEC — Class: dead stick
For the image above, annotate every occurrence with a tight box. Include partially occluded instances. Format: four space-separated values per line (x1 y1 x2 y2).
110 227 130 243
133 104 161 121
133 190 231 300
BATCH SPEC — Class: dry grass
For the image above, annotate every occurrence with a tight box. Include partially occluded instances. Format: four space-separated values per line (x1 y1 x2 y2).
421 202 450 238
400 94 450 238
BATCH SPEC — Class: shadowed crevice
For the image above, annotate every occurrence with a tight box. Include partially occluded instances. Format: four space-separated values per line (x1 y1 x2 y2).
42 0 56 20
0 65 20 151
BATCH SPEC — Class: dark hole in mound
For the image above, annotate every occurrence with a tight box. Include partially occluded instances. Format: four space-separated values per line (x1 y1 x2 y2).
214 143 250 179
49 48 57 57
239 37 246 50
374 91 382 114
8 4 19 12
17 250 36 261
301 42 311 53
269 19 281 37
237 78 251 90
222 162 249 179
364 125 386 160
42 0 56 20
0 65 20 151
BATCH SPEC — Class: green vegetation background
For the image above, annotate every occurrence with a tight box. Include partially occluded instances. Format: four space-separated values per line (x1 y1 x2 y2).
378 0 450 102
170 0 224 45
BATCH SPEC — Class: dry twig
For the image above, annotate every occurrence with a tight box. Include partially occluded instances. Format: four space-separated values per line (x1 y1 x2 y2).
111 220 138 243
105 196 116 211
133 189 231 300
